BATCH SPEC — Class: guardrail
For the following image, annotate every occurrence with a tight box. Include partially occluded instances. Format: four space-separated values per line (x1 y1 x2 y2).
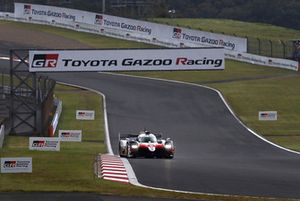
48 99 62 137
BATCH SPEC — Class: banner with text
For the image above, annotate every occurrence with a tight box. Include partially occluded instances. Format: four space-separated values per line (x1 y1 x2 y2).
1 157 32 173
29 137 60 151
14 3 247 52
59 130 82 142
76 110 95 120
29 48 225 72
259 111 278 121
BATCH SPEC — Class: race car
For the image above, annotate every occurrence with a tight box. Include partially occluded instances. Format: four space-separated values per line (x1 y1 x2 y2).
118 130 175 158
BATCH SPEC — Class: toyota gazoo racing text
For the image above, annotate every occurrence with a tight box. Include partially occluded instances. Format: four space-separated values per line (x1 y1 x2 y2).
119 130 175 158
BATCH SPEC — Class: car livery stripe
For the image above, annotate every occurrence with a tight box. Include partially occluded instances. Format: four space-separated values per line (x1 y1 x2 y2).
98 154 129 183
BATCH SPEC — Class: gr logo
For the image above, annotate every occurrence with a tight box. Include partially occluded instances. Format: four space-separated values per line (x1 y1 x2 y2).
95 14 103 25
32 54 59 68
4 161 17 168
172 28 182 39
24 5 31 15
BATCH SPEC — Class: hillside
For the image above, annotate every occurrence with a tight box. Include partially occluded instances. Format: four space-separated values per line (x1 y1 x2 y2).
152 18 300 41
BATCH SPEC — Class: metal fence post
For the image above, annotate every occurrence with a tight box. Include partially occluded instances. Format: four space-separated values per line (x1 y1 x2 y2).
269 40 273 57
281 40 286 58
257 38 261 55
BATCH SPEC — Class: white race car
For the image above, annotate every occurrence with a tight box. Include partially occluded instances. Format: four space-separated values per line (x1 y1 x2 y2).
119 130 175 158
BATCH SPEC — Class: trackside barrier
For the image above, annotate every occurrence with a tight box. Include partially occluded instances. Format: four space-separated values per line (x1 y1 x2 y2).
0 3 299 71
48 99 62 137
225 50 299 71
0 124 4 148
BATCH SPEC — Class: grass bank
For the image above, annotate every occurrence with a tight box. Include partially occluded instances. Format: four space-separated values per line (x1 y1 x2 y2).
151 18 300 40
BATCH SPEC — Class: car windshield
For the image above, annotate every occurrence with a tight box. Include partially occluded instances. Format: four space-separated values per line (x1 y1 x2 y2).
138 134 157 143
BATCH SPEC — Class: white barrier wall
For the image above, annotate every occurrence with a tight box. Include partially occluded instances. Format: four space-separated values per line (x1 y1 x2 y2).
225 50 299 71
14 3 247 52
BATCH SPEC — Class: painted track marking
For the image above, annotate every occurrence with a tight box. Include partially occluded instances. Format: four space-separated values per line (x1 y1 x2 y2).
98 154 129 183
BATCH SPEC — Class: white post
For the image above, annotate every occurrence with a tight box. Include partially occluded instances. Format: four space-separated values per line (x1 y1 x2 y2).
102 0 105 14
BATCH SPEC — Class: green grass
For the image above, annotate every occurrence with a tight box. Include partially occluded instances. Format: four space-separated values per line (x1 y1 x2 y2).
122 60 297 84
151 18 300 40
209 76 300 151
0 84 105 191
8 21 157 49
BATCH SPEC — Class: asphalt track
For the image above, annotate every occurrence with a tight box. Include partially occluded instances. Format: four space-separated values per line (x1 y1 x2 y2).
1 57 300 199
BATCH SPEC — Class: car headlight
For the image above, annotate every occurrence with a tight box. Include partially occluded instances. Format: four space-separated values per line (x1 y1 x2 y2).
165 143 172 149
131 144 138 149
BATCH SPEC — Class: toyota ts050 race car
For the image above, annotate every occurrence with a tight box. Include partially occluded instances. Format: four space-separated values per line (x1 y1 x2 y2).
119 130 175 158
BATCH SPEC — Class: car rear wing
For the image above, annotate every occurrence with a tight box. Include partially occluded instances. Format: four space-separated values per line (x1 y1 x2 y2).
119 133 139 140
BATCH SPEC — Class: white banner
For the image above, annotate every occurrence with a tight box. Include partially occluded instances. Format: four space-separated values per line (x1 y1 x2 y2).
28 48 225 72
259 111 278 121
169 27 247 52
29 137 60 151
59 130 82 142
76 110 95 120
1 157 32 173
225 51 299 71
14 3 247 52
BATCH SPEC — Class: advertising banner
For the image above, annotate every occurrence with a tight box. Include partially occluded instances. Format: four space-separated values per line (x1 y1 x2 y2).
1 157 32 173
29 137 60 151
225 51 299 71
259 111 278 121
59 130 82 142
14 3 94 24
14 3 247 52
28 48 225 72
76 110 95 120
169 27 247 52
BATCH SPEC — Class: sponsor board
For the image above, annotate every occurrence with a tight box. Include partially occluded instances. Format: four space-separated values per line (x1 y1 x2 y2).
15 3 77 21
29 48 225 72
225 51 299 71
1 157 32 173
14 3 247 52
59 130 82 142
259 111 277 121
171 27 246 52
76 110 95 120
29 137 60 151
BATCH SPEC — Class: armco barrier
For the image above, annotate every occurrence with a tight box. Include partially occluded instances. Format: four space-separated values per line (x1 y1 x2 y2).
225 50 299 71
48 99 62 137
0 3 298 71
0 124 4 148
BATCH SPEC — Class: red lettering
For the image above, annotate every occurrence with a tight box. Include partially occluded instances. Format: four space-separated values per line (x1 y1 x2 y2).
176 57 187 65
